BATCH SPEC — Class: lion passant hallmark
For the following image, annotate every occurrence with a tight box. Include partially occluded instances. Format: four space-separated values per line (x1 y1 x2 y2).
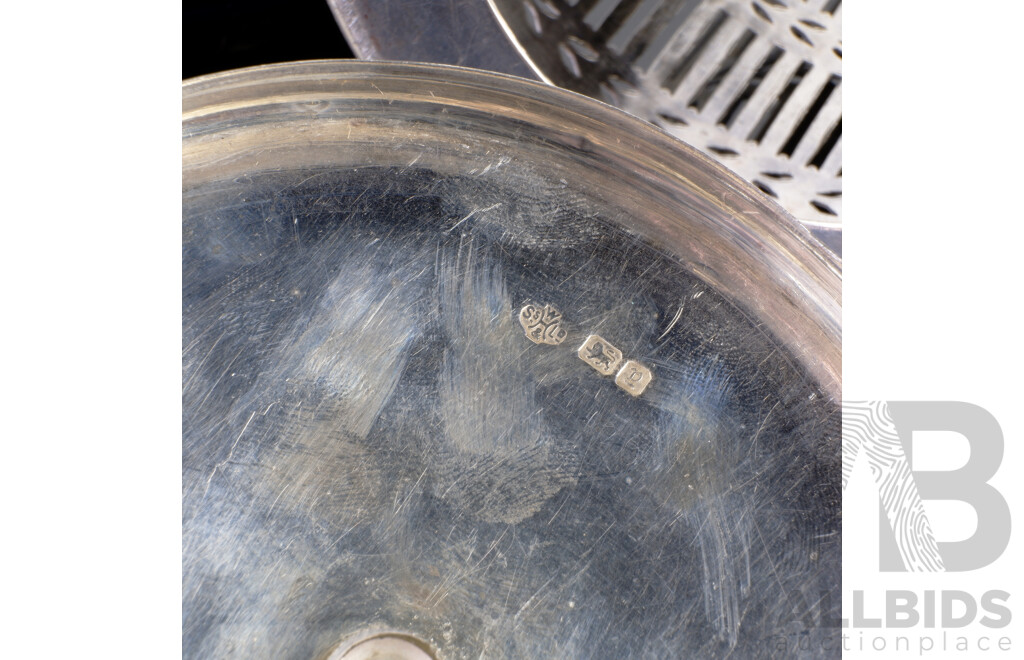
577 334 623 376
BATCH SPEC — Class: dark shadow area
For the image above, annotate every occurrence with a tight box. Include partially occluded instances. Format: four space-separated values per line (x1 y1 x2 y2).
184 0 354 79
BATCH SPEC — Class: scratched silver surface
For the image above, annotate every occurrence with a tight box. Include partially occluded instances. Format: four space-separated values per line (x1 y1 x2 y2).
183 61 841 659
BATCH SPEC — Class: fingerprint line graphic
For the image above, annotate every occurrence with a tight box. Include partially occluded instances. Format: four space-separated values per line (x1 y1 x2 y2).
843 401 945 572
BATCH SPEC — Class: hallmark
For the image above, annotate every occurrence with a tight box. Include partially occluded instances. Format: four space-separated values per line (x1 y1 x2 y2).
519 303 568 345
615 360 653 396
577 334 623 375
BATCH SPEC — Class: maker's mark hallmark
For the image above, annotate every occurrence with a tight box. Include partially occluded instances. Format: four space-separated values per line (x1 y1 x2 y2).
615 360 653 396
577 334 623 376
519 303 568 345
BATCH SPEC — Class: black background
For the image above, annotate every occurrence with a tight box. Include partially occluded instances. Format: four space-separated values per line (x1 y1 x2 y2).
183 0 355 79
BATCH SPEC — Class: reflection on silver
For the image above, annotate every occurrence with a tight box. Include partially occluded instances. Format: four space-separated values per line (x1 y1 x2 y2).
578 334 624 375
519 303 568 345
183 62 841 659
327 634 436 660
615 360 653 396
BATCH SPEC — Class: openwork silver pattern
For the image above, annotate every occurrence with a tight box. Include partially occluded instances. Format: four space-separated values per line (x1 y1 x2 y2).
491 0 842 236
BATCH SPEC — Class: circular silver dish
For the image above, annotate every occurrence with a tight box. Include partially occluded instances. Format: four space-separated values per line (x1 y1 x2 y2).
183 60 840 658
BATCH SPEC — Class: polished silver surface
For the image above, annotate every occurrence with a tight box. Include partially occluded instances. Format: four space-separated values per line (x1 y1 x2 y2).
328 0 842 254
327 633 437 660
183 61 840 658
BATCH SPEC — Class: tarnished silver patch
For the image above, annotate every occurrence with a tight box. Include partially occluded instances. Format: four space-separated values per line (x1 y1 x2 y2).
519 303 568 345
577 334 623 375
615 360 653 397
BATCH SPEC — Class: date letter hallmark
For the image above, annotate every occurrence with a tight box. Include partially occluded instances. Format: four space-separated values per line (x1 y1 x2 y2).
615 360 653 396
577 334 623 376
519 303 568 345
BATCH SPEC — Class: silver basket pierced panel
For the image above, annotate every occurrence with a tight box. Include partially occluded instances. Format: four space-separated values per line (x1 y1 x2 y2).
490 0 842 234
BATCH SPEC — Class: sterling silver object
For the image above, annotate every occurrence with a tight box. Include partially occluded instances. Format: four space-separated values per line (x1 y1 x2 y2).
329 0 843 253
183 61 841 659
